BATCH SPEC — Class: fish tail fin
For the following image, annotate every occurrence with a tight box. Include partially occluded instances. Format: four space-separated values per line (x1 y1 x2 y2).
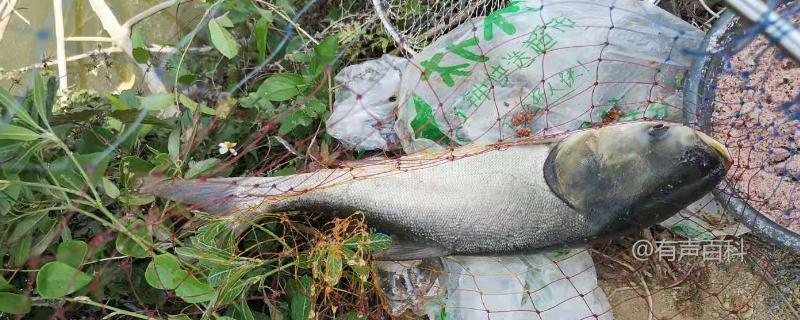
141 168 360 234
139 176 299 215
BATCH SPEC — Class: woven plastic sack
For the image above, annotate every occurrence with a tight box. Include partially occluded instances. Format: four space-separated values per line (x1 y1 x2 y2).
395 0 705 152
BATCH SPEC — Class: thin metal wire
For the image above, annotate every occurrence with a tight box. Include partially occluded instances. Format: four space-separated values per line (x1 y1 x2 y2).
725 0 800 62
370 0 418 55
700 0 722 18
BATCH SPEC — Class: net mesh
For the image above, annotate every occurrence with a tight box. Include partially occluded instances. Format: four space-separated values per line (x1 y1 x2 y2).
1 0 800 319
373 0 509 53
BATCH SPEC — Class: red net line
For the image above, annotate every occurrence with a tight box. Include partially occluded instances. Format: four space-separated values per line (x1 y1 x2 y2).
144 1 797 319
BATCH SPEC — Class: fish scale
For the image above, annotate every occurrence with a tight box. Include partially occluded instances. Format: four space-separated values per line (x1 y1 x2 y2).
146 122 732 260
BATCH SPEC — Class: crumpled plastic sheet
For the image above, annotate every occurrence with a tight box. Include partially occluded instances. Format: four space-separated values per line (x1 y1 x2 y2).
432 251 612 320
373 250 613 320
326 54 408 150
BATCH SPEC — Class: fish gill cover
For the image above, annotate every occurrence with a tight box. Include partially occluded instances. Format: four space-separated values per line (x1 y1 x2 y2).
0 0 798 319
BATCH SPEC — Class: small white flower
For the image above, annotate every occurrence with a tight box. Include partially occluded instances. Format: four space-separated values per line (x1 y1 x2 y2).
218 141 238 156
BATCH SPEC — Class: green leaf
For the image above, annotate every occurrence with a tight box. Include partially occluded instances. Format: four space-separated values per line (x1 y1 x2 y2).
105 93 130 110
102 177 120 199
0 200 12 216
278 116 298 135
115 219 153 258
303 99 327 116
185 158 222 178
45 76 57 116
215 13 234 28
0 275 12 291
289 295 311 320
310 35 338 77
131 28 151 64
119 194 156 206
50 152 112 188
178 73 197 85
33 73 49 124
342 311 366 320
367 233 392 251
35 261 92 298
112 109 174 127
0 124 39 141
150 153 174 173
56 240 89 268
233 298 256 320
214 276 250 306
196 221 236 251
168 315 192 320
173 269 215 303
342 233 392 253
168 128 180 160
75 127 113 153
141 93 175 111
279 111 312 135
31 218 61 258
254 15 271 62
8 212 46 242
270 165 296 177
175 247 235 267
0 86 37 127
0 175 21 202
209 17 240 59
324 250 343 286
57 240 88 268
286 276 312 297
13 234 32 267
121 156 155 175
179 94 198 111
258 73 306 101
49 109 172 127
208 265 258 303
119 155 155 188
0 292 31 314
179 95 216 115
145 253 181 290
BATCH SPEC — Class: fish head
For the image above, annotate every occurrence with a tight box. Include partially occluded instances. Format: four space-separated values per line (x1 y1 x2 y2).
544 121 731 238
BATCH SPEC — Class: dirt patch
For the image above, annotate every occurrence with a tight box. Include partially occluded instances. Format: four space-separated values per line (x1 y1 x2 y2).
594 235 800 320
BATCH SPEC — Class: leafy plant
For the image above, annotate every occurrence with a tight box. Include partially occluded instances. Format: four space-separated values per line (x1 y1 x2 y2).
0 0 397 318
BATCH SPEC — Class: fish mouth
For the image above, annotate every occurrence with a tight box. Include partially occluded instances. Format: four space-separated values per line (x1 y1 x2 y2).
695 131 733 169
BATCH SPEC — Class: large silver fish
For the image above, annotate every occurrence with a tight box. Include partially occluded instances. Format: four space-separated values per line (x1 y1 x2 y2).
144 121 732 260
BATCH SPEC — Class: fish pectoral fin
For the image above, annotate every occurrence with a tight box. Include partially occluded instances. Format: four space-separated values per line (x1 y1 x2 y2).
374 238 450 261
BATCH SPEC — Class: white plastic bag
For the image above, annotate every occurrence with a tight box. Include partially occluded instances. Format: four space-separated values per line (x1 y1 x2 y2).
371 250 612 320
428 250 613 320
326 54 408 150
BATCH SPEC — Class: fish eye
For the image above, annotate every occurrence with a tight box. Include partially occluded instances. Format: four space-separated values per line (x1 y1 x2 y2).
648 123 668 137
